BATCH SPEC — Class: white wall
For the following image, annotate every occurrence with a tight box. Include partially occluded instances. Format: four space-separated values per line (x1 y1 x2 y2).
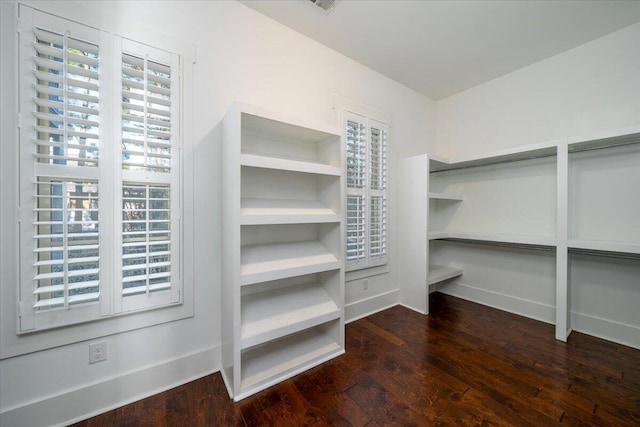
436 22 640 157
0 1 434 425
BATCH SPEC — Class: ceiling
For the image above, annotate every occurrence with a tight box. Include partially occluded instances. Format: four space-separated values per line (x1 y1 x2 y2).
239 0 640 100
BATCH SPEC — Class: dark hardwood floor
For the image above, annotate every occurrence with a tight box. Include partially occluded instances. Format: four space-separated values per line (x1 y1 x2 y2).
72 292 640 426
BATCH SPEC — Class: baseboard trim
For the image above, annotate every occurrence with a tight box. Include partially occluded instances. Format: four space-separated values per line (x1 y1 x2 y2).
0 346 219 427
571 311 640 350
345 289 400 323
439 282 555 325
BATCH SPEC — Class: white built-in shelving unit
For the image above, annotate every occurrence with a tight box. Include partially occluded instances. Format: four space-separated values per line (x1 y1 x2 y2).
400 125 640 348
221 104 345 401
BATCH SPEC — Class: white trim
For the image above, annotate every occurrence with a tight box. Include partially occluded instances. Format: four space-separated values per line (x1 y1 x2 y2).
571 311 640 351
438 281 556 325
344 289 399 323
0 346 218 427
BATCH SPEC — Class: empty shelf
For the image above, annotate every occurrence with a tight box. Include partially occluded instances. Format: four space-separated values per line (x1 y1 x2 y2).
240 198 339 225
428 192 463 201
430 140 559 172
240 325 342 400
241 284 340 349
568 125 640 153
430 231 556 248
241 153 341 176
428 265 463 285
241 241 341 285
568 239 640 256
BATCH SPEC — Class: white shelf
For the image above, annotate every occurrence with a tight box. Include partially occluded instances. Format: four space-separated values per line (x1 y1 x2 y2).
239 326 343 399
568 125 640 152
240 198 339 225
241 153 341 176
241 284 340 349
430 231 556 248
430 140 559 172
241 241 340 286
428 192 463 201
428 231 450 240
428 264 463 286
568 239 640 255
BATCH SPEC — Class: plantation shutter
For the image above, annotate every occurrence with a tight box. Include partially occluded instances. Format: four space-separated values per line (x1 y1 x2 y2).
18 8 107 331
369 121 388 265
345 113 367 268
117 37 181 312
344 111 389 271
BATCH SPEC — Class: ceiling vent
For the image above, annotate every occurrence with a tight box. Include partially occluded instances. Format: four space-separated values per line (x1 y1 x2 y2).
309 0 339 13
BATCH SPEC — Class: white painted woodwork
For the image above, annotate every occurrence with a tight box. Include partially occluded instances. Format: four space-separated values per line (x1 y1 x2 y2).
427 265 463 286
240 198 339 225
239 322 342 400
428 192 463 201
240 241 341 286
222 103 344 401
402 126 640 348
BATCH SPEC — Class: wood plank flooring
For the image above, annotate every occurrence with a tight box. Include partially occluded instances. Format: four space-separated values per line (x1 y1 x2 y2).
71 292 640 426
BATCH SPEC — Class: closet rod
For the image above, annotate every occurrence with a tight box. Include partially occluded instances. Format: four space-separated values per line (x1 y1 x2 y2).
439 238 556 252
568 248 640 261
431 152 557 173
568 139 640 154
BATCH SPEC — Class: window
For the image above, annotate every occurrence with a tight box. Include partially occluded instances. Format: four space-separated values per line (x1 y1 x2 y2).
345 111 388 271
17 8 182 332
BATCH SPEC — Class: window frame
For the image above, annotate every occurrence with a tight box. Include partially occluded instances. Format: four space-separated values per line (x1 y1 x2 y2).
1 2 196 358
344 110 389 272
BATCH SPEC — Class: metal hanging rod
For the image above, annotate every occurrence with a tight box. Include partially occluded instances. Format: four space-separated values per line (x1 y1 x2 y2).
439 238 556 252
431 152 557 173
568 248 640 261
568 139 640 154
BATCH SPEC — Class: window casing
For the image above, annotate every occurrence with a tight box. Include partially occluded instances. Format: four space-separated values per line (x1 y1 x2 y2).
17 8 182 333
345 111 388 271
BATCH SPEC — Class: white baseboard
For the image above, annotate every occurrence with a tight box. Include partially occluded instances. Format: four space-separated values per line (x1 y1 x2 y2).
571 311 640 350
0 346 219 427
345 289 400 323
438 282 555 325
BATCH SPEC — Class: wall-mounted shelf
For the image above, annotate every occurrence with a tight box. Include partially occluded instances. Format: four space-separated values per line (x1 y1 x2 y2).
402 125 640 350
428 264 463 286
431 231 556 249
568 239 640 256
568 125 640 153
429 140 559 172
222 103 344 401
428 192 463 201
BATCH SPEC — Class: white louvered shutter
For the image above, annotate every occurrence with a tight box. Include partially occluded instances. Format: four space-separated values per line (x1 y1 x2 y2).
117 38 181 312
344 111 389 271
18 9 107 331
345 113 367 268
369 121 388 265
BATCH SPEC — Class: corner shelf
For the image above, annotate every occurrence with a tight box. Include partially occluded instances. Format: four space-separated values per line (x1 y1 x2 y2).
428 264 463 286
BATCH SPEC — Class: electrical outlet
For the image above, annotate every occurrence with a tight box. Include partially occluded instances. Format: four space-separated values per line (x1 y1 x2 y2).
89 341 107 364
363 279 369 291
